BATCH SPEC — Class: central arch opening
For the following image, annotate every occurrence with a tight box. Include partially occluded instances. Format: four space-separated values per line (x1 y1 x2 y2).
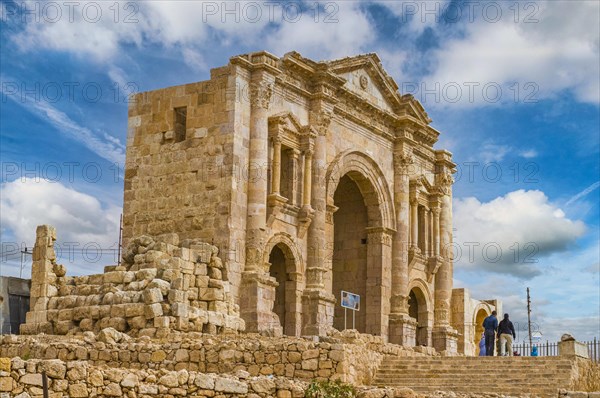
332 175 368 333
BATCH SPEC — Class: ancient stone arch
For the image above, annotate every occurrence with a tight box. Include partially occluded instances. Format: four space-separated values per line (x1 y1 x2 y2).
408 278 434 346
325 150 395 336
473 302 493 355
264 233 304 336
325 150 396 231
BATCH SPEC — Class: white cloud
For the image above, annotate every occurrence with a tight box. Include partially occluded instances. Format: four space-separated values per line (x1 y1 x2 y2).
8 1 271 61
0 179 121 276
453 190 586 278
266 2 374 59
519 149 538 159
424 0 600 107
477 142 511 163
0 179 120 247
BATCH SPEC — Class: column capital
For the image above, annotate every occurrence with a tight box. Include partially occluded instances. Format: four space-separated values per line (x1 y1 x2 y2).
393 150 415 175
287 148 301 158
250 82 273 109
436 170 454 195
272 135 282 145
310 109 333 136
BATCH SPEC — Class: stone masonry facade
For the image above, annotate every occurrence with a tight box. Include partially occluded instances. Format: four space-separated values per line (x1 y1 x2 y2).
118 51 499 353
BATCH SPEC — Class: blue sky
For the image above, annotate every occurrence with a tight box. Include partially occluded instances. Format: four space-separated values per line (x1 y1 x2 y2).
0 0 598 342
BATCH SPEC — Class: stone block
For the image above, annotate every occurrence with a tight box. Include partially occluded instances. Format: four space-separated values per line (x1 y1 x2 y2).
215 377 248 394
21 373 43 386
104 271 125 284
154 316 170 328
143 288 163 304
145 303 163 318
172 303 189 317
124 303 145 318
168 289 187 303
559 340 589 358
0 358 10 372
69 383 89 397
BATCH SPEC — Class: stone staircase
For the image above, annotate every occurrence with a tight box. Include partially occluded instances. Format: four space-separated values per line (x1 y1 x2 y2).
373 356 576 397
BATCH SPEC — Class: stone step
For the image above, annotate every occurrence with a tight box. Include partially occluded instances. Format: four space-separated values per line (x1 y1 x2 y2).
402 387 559 398
376 366 573 372
374 377 567 384
372 355 574 398
374 374 570 381
373 382 561 391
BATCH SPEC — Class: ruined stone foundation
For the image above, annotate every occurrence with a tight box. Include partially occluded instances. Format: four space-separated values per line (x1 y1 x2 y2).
21 225 244 337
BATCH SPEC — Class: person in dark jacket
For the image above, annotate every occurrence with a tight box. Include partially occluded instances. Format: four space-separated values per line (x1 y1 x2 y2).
482 311 498 356
498 313 516 356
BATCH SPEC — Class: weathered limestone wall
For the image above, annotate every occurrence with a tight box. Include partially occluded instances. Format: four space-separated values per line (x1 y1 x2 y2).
1 331 422 388
570 357 600 392
21 227 244 337
123 66 246 297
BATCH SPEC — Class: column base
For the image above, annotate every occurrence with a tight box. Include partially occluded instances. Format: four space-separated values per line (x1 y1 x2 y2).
432 326 460 355
388 313 418 347
301 288 336 336
239 271 283 337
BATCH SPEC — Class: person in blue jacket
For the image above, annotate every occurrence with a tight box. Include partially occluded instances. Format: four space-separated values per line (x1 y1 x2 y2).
482 311 498 356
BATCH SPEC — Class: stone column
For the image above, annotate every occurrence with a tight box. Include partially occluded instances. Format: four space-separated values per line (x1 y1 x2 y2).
389 148 416 345
423 207 429 257
433 170 459 353
289 148 300 205
433 205 440 257
428 209 434 257
244 78 273 272
302 150 313 208
21 225 59 335
410 198 419 249
271 137 282 195
303 109 335 336
240 76 282 336
366 227 394 339
435 192 453 326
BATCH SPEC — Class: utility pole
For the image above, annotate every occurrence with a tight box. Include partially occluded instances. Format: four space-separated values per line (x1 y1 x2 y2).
527 287 533 352
19 246 31 279
117 214 123 267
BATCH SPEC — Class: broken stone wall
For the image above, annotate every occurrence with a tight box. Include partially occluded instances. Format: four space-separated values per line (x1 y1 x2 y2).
20 226 244 337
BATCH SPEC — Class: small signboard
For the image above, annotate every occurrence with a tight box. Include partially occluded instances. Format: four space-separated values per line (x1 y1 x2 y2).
341 291 360 311
340 291 360 330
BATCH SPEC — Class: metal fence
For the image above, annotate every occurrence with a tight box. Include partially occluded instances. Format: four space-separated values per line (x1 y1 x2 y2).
512 338 599 362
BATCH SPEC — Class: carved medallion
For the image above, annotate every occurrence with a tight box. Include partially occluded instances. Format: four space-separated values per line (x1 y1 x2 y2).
359 75 368 90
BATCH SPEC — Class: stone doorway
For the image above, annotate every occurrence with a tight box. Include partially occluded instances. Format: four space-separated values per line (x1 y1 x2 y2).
408 287 431 346
474 308 489 355
332 175 368 333
266 240 302 336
